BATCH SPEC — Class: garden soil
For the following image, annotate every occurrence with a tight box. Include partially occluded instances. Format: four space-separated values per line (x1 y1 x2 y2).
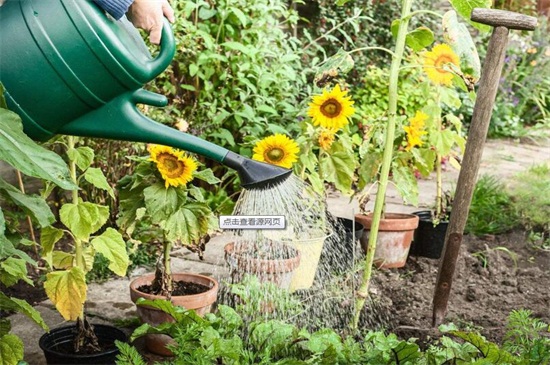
371 229 550 345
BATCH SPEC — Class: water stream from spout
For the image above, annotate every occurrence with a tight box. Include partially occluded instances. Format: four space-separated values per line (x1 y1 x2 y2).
218 174 394 333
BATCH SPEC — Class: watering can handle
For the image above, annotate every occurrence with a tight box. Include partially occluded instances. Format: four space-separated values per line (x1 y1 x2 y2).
144 19 176 80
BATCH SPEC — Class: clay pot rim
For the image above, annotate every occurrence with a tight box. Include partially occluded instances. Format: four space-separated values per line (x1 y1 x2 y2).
129 272 219 302
355 212 420 231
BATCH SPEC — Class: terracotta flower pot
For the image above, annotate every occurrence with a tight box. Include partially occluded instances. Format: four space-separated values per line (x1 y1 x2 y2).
129 273 219 356
224 241 300 290
355 212 419 269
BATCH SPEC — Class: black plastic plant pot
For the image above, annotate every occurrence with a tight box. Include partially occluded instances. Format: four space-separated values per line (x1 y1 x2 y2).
409 210 449 259
39 324 127 365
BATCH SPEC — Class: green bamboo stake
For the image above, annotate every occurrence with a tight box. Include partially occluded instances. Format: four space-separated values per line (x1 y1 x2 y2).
352 0 414 331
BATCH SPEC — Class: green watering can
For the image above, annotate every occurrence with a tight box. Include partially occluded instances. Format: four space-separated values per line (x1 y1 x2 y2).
0 0 290 188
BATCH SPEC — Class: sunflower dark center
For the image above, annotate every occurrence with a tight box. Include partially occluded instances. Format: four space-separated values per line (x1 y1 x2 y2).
159 153 185 178
320 99 342 118
266 148 284 162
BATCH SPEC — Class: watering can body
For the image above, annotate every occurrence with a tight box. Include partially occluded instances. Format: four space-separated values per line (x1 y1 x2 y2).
0 0 291 188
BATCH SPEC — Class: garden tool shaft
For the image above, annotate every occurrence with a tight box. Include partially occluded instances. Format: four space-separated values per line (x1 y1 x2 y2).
432 8 537 327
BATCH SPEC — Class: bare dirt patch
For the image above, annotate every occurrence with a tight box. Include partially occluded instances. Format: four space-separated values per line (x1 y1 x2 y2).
372 229 550 344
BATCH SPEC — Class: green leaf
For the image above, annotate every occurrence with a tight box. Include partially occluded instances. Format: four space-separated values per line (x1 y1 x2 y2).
450 331 515 363
52 251 74 269
448 0 492 32
0 334 24 365
193 169 221 185
163 203 212 244
319 150 355 195
443 10 481 81
44 267 87 321
230 8 247 26
66 146 94 171
0 319 9 337
222 41 252 55
198 7 217 20
0 177 55 228
405 27 434 51
0 109 75 190
336 0 351 5
0 208 5 237
394 341 421 362
143 183 179 220
84 167 115 199
40 226 64 269
392 164 419 206
0 293 48 331
314 49 354 87
0 258 31 286
440 87 462 109
59 202 109 241
90 228 128 277
211 128 236 147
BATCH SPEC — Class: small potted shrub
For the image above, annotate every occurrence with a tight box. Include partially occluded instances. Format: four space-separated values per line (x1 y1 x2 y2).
117 144 219 356
38 137 129 364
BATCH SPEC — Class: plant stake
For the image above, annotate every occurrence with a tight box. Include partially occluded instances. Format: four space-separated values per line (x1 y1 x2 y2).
432 8 538 326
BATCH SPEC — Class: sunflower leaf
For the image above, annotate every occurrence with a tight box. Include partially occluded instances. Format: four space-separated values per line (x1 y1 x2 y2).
448 0 492 32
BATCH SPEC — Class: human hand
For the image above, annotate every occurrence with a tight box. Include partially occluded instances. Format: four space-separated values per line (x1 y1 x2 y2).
127 0 175 45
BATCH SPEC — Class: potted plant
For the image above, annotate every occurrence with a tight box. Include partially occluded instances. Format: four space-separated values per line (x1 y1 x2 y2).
38 136 129 364
117 144 220 356
350 2 483 330
0 101 76 364
407 40 471 259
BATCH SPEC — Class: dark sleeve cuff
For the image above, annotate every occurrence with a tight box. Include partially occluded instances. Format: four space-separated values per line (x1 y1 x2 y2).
93 0 134 20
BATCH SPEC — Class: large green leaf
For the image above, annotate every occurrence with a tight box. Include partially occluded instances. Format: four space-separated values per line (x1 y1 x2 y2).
0 334 23 365
44 267 87 321
443 10 481 82
319 151 355 195
448 0 492 32
163 203 212 244
84 167 114 199
314 49 354 87
66 146 94 171
59 202 109 241
0 293 48 331
450 331 515 363
193 169 221 185
0 258 31 286
143 183 179 220
0 177 55 228
392 164 419 206
90 228 128 276
0 109 75 190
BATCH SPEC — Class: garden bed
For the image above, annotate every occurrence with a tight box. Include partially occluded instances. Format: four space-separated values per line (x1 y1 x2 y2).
372 229 550 345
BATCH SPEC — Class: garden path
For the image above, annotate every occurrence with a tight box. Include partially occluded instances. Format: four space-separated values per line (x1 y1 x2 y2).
8 138 550 365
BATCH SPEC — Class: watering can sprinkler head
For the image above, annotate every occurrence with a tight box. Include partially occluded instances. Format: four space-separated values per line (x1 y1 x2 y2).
223 151 292 189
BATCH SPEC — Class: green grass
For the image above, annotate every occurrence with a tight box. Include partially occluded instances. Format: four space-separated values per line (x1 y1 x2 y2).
466 175 519 236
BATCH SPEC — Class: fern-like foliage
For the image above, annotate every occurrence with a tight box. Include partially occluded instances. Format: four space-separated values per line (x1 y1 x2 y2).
114 340 147 365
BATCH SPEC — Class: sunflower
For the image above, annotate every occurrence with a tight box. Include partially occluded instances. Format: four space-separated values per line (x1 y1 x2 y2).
308 84 355 130
148 144 197 188
404 111 428 151
318 129 335 151
422 44 460 86
252 134 299 168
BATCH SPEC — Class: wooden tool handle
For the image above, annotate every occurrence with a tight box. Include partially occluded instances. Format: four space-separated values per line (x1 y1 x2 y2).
471 8 538 30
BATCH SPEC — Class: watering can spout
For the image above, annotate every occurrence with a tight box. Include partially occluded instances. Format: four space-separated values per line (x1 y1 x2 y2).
59 89 292 189
223 152 293 189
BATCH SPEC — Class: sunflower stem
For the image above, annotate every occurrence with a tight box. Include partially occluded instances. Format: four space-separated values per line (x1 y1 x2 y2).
352 0 414 332
435 89 443 220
